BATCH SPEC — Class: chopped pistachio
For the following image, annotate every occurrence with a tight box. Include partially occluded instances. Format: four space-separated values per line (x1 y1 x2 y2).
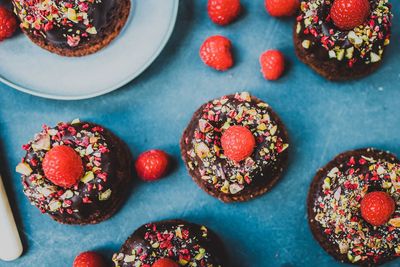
99 189 112 201
81 171 94 183
16 162 33 176
302 40 311 49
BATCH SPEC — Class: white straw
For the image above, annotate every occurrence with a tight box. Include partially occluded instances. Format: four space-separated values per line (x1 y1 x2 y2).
0 175 23 261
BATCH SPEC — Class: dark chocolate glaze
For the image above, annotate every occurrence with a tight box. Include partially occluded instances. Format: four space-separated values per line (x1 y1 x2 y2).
18 121 132 225
112 220 228 267
308 148 400 266
12 0 116 47
295 0 392 77
180 93 289 203
294 30 381 80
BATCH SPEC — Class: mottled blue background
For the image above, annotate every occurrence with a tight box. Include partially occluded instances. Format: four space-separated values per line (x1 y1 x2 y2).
1 0 400 266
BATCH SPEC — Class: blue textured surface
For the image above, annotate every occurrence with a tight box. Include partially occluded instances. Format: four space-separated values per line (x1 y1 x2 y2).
1 0 400 266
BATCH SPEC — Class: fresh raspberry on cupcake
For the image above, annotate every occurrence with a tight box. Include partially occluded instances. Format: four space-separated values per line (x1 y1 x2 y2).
73 251 106 267
42 145 84 188
152 258 179 267
221 125 256 162
361 191 395 226
330 0 371 30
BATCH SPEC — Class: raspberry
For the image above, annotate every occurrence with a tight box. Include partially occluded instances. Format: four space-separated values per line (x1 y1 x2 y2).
360 191 395 226
199 35 234 71
265 0 299 17
73 251 106 267
42 145 84 188
152 258 179 267
221 125 256 162
208 0 241 26
0 6 17 41
330 0 371 30
135 150 170 181
260 50 285 81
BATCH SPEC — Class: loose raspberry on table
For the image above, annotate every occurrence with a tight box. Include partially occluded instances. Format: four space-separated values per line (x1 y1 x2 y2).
135 150 170 181
265 0 299 17
200 35 234 71
0 6 17 41
260 50 285 81
207 0 241 25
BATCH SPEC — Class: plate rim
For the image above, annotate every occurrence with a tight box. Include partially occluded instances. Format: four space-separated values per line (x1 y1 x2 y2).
0 0 179 101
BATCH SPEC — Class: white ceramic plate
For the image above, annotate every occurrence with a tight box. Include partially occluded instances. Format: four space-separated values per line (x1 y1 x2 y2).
0 0 179 100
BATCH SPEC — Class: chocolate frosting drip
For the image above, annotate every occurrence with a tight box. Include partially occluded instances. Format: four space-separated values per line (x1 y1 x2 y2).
17 121 126 223
113 220 227 266
12 0 115 47
296 0 392 67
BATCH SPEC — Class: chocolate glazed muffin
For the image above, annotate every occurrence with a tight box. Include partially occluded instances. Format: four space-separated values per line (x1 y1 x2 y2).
112 219 227 266
180 92 289 203
16 119 132 225
294 0 392 80
308 148 400 266
12 0 131 56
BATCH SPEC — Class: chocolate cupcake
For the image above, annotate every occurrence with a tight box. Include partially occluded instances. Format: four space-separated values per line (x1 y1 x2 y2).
308 148 400 266
12 0 131 56
16 119 132 225
112 219 227 266
294 0 392 80
180 92 289 203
